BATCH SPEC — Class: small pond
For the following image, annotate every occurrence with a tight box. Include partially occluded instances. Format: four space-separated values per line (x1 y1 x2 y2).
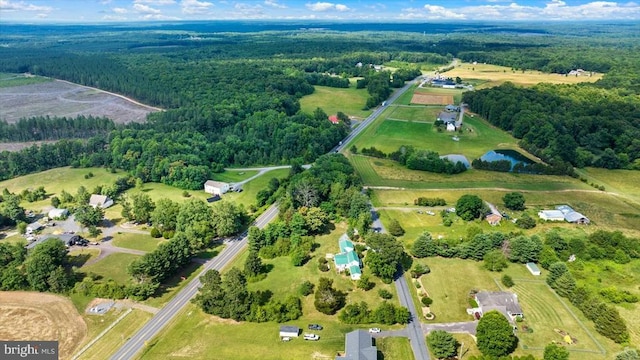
480 149 535 170
440 154 470 168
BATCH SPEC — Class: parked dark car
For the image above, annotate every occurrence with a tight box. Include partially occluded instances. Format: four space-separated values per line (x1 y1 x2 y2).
308 324 323 330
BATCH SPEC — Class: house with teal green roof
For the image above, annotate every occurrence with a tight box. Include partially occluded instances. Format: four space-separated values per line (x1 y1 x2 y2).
334 234 362 280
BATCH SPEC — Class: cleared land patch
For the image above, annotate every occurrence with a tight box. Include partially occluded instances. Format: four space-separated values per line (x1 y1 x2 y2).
0 291 87 359
0 79 158 123
410 93 453 105
299 82 371 119
445 62 603 88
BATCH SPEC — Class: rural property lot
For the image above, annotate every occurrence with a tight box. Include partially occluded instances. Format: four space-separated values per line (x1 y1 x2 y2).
410 93 453 105
0 291 87 359
0 79 159 123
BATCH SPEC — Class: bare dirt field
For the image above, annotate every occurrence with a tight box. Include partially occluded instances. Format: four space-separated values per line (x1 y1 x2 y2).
0 291 87 359
410 93 453 105
0 79 160 123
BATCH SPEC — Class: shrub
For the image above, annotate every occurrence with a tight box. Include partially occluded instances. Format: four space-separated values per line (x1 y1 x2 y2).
421 296 433 306
501 274 515 288
299 281 315 296
162 230 175 239
150 228 162 238
415 281 421 289
378 289 393 300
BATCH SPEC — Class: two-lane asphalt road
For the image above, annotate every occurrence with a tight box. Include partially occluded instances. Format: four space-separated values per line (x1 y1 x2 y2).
371 207 430 360
109 204 279 360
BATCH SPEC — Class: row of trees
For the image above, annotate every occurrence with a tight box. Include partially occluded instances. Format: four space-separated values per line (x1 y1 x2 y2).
193 268 302 323
0 115 117 142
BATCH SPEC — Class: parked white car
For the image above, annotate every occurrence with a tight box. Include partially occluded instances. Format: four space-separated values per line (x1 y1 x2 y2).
368 328 381 333
303 333 319 341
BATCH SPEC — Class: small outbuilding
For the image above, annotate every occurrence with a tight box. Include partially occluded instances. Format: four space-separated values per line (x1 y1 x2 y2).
537 210 565 221
279 325 300 338
48 208 69 219
328 115 340 124
526 262 541 276
204 180 230 196
26 222 44 234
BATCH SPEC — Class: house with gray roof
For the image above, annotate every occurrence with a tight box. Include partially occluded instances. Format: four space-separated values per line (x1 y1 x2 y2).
335 330 377 360
473 291 523 323
26 234 80 249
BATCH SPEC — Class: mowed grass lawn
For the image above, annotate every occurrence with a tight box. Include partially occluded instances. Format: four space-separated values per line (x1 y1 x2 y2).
139 223 403 360
416 257 621 359
81 253 140 283
445 62 603 89
352 111 524 161
0 167 124 211
372 187 640 235
300 83 371 119
350 155 589 191
220 168 289 208
80 309 153 360
112 232 166 252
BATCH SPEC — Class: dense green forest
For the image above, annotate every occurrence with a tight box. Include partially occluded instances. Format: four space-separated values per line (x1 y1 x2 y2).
1 22 639 182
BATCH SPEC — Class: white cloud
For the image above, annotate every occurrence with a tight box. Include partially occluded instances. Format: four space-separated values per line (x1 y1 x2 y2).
396 1 640 20
102 14 128 20
181 0 213 14
306 2 349 12
100 0 113 4
113 7 128 14
264 0 286 9
134 0 175 5
0 0 52 12
141 13 179 19
233 3 264 17
133 3 161 13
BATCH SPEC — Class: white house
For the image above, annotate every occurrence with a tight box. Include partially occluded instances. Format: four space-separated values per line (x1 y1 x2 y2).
48 208 69 219
204 180 230 196
89 194 113 209
537 210 565 221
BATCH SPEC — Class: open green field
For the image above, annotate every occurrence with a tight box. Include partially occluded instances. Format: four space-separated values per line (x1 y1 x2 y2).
0 167 124 210
81 253 140 283
416 257 621 359
299 83 371 119
577 167 640 205
0 72 52 88
212 169 259 183
350 110 524 161
444 62 603 89
220 168 290 208
512 281 605 355
372 186 640 235
68 248 101 267
112 232 166 252
350 155 589 191
79 309 153 360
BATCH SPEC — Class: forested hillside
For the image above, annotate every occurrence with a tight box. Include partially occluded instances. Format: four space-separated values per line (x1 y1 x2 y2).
463 82 640 170
1 22 639 183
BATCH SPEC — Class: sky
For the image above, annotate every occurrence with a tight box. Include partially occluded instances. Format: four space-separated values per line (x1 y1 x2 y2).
1 0 639 22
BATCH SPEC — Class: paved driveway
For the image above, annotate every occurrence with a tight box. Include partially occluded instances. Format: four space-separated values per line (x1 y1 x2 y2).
422 321 478 336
